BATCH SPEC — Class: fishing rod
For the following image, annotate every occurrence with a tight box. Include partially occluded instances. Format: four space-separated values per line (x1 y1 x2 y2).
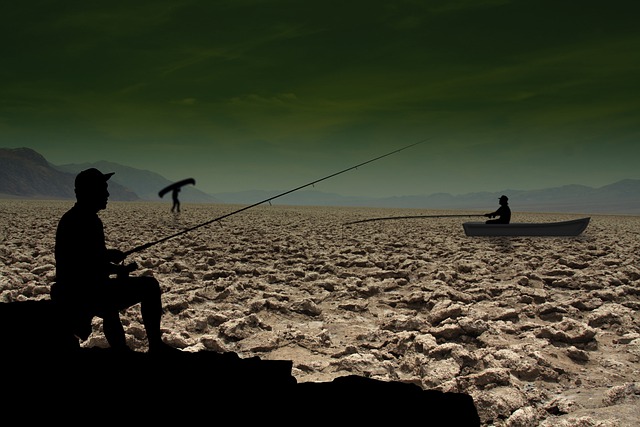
124 138 430 256
343 214 486 225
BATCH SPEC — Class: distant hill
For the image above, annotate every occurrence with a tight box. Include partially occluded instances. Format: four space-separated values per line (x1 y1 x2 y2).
368 180 640 214
55 161 219 203
1 147 638 214
0 147 138 201
212 182 640 215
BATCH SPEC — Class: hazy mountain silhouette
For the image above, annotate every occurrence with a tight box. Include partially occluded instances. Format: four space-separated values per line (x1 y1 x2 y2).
0 147 138 201
213 183 640 214
1 147 638 214
55 161 219 203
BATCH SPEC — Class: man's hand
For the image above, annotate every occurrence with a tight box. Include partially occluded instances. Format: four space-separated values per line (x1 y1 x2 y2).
107 249 126 263
124 262 138 273
116 262 138 279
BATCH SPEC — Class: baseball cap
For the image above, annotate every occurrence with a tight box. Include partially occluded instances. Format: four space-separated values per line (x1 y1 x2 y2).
75 168 115 191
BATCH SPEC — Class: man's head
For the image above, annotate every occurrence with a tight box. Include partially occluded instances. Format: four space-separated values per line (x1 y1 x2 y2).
74 168 114 210
499 195 508 204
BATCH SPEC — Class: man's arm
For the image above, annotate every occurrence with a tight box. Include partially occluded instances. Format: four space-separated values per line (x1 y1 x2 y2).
106 249 137 277
106 248 125 263
484 209 498 218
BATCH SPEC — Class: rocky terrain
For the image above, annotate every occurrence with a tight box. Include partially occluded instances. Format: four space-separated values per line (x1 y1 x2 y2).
1 199 638 426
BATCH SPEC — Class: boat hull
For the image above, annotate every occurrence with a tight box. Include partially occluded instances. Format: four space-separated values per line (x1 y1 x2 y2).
158 178 196 198
463 217 590 237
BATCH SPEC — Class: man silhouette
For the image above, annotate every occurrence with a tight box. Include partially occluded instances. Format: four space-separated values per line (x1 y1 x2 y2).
485 195 511 224
51 168 177 353
171 187 181 213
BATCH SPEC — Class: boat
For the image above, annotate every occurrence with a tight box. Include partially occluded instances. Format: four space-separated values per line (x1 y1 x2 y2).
158 178 196 198
462 217 590 237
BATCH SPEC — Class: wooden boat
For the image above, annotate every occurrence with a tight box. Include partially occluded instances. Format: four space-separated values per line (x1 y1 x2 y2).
462 217 590 237
158 178 196 198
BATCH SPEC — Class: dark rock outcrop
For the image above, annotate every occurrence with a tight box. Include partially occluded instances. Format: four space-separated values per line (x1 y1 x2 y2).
1 300 480 425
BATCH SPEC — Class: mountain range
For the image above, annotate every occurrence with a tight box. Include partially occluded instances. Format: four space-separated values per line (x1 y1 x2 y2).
1 147 638 215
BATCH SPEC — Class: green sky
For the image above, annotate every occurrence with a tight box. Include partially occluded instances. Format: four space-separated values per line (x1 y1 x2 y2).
2 0 639 198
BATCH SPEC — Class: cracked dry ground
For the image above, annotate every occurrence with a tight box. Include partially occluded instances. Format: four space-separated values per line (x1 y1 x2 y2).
2 200 639 426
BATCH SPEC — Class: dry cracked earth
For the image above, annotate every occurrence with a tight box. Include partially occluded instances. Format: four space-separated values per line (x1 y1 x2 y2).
2 200 639 426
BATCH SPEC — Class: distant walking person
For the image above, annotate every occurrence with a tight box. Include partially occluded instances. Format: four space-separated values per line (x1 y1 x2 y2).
171 187 181 213
158 178 194 212
51 168 178 353
485 195 511 224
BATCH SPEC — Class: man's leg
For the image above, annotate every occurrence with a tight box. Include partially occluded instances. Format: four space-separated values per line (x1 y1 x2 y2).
102 311 129 350
136 276 165 350
105 276 177 353
117 276 175 351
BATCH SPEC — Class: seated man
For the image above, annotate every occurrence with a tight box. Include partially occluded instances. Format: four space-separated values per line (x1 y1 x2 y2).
51 168 177 353
484 195 511 224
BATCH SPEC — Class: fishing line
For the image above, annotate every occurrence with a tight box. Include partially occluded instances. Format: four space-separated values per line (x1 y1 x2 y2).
124 137 431 256
343 214 486 226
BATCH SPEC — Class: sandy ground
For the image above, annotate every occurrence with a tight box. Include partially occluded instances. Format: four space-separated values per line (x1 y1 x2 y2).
1 199 639 426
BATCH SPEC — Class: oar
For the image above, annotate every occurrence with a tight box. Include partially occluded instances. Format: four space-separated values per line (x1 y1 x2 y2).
343 214 486 225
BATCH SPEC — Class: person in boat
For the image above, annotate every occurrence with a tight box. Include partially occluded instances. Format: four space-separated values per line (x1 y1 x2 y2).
51 168 178 353
171 187 181 213
484 195 511 224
